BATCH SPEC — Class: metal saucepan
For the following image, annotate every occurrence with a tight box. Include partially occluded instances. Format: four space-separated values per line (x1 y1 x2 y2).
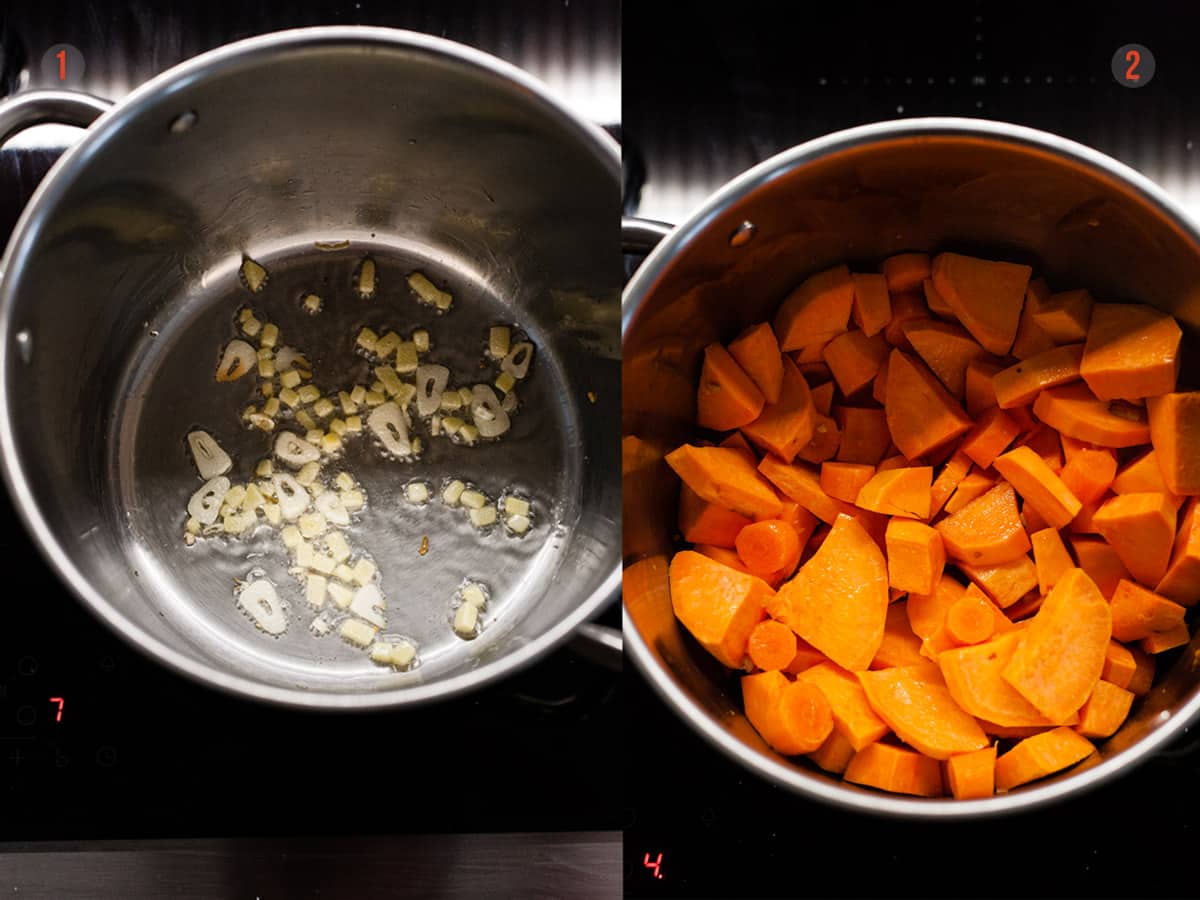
0 27 622 709
622 118 1200 816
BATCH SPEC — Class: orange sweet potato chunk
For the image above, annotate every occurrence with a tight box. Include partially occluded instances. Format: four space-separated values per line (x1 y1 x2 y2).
939 631 1061 728
1147 392 1200 496
844 742 943 796
993 343 1084 409
666 444 783 520
902 319 990 398
851 273 892 338
1032 289 1093 343
1033 383 1150 448
1075 679 1134 739
728 322 785 405
823 329 889 398
696 343 765 431
1158 498 1200 605
1109 579 1186 642
670 550 772 669
741 357 817 463
995 727 1095 792
858 666 988 760
797 661 890 750
678 485 753 547
945 745 997 800
931 252 1032 355
885 349 973 460
871 602 927 669
993 446 1082 530
886 519 945 596
1080 302 1181 401
855 467 933 520
1091 492 1177 587
774 265 855 351
936 482 1031 566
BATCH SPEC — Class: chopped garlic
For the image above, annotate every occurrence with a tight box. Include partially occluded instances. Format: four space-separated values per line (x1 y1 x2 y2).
224 484 247 509
443 480 466 505
340 618 376 647
280 369 302 389
240 257 268 293
281 524 302 549
279 387 300 408
257 358 275 379
185 517 201 535
350 584 387 628
367 402 412 457
262 397 281 418
489 326 511 359
315 490 351 526
501 390 518 414
306 574 327 608
237 579 286 635
302 293 322 314
356 327 379 354
310 616 332 637
374 366 404 398
305 429 324 445
340 489 365 511
275 347 309 372
320 432 342 455
296 410 316 430
395 383 416 409
462 583 487 609
274 432 320 468
458 387 474 406
222 510 254 535
506 514 531 534
216 339 256 382
394 342 418 374
502 342 534 380
311 552 337 576
406 482 430 504
430 416 441 436
239 308 255 324
242 483 265 511
459 424 479 444
313 397 335 419
329 418 347 436
453 601 479 636
374 331 401 359
241 315 262 338
337 391 358 415
260 323 278 349
369 642 395 665
344 415 362 433
187 431 232 479
407 271 452 310
326 531 352 562
298 512 327 539
352 558 377 586
411 437 423 455
247 413 274 433
413 330 430 353
297 384 320 404
257 347 273 361
371 380 386 394
329 581 354 609
348 385 366 405
296 461 321 486
356 257 377 299
504 496 530 517
415 364 450 417
294 540 314 569
460 489 487 510
364 390 385 407
470 385 510 438
440 392 463 413
442 415 464 435
184 533 196 546
272 473 310 520
261 381 275 397
495 371 516 394
334 472 356 492
469 507 498 528
262 503 282 526
334 563 355 583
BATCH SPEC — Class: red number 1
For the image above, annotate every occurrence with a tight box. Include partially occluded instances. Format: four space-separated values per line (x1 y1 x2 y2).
56 49 66 81
49 697 63 722
643 852 663 879
1125 49 1141 81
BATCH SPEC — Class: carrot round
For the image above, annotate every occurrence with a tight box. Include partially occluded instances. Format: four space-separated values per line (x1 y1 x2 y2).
994 727 1095 792
945 592 996 645
747 619 799 671
727 322 785 405
736 519 802 575
742 670 834 755
858 666 988 760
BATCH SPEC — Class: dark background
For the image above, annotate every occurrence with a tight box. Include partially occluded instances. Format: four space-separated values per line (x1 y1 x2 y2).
624 2 1200 898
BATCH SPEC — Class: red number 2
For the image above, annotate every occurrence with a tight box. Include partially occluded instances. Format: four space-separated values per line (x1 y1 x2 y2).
56 49 66 81
1125 49 1141 81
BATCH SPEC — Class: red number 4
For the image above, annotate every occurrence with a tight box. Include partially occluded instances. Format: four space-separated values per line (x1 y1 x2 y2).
1125 49 1141 81
643 852 663 879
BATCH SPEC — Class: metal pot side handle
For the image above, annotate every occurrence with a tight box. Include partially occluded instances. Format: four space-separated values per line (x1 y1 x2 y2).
0 89 113 147
622 216 673 256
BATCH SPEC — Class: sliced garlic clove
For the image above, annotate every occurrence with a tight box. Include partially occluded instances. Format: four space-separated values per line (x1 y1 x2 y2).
415 365 450 417
216 339 256 382
355 257 377 299
501 389 518 414
305 574 327 608
352 557 377 586
453 600 479 637
367 401 412 457
240 257 269 293
188 476 231 526
274 346 309 372
237 579 286 635
187 431 232 479
489 325 511 360
302 294 322 315
350 583 387 629
271 473 310 521
326 531 352 562
340 618 376 647
273 432 321 468
315 490 351 527
329 581 354 609
501 342 534 380
406 271 451 310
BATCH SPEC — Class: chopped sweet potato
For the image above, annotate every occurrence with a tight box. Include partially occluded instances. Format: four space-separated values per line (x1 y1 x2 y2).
1102 640 1137 690
1031 527 1074 595
964 358 1002 416
903 319 990 398
844 742 943 796
931 252 1031 355
1146 391 1200 495
670 550 772 669
743 670 834 755
1141 623 1190 654
885 519 945 596
884 292 932 349
871 602 927 669
907 574 965 640
993 446 1082 529
886 349 973 460
958 554 1039 609
1091 492 1177 587
1109 579 1186 642
820 462 876 503
1068 535 1131 598
1011 278 1057 360
759 456 855 525
1032 289 1093 343
728 322 785 405
930 451 972 518
1111 448 1178 501
1158 498 1200 605
945 745 997 800
994 727 1095 792
944 470 997 515
936 482 1031 566
939 632 1060 728
882 252 931 294
697 343 765 431
679 485 753 548
851 273 892 338
808 729 857 774
1033 383 1150 448
797 661 890 750
992 343 1084 409
1059 439 1117 506
666 444 783 520
859 666 988 759
824 329 889 398
855 466 933 519
1075 679 1134 739
1080 302 1181 401
959 406 1021 469
834 406 892 465
775 265 856 351
741 357 817 462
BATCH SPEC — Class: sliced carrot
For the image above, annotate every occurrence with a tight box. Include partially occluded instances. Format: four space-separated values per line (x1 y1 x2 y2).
1080 302 1182 401
885 349 973 460
1128 646 1156 694
1146 391 1200 496
823 329 889 398
727 322 785 405
1032 382 1150 448
930 451 972 518
903 319 990 399
758 455 855 525
678 485 753 548
742 671 834 755
882 252 931 294
945 590 998 645
1091 492 1177 586
797 661 890 750
907 574 965 640
993 343 1084 409
885 519 945 596
939 631 1059 728
993 446 1082 529
851 272 893 338
1031 527 1074 595
1016 424 1064 473
965 359 1002 416
1069 535 1132 599
1158 497 1200 605
994 727 1095 792
871 602 926 669
774 264 856 351
1109 579 1186 642
945 745 997 799
884 291 931 349
769 514 888 671
923 276 956 319
1075 679 1134 739
747 619 799 671
741 357 817 463
820 462 876 503
810 380 835 417
1001 568 1112 723
786 636 828 674
859 666 988 759
931 252 1032 355
1111 448 1179 504
1011 277 1057 360
736 519 802 576
696 343 765 431
666 444 783 520
959 406 1021 469
1102 640 1137 690
936 482 1031 566
1030 288 1092 342
1141 623 1190 654
670 550 772 669
807 729 857 775
959 554 1038 609
833 406 892 465
844 742 943 796
855 466 933 519
943 470 997 515
1058 440 1117 506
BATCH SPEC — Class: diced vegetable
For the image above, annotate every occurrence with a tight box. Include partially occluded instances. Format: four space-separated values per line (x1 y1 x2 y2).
236 580 286 635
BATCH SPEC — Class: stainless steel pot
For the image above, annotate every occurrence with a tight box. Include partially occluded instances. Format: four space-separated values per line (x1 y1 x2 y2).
622 118 1200 816
0 27 622 709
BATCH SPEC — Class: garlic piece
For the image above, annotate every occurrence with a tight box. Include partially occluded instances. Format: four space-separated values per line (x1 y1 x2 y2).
351 558 377 586
355 257 377 299
405 482 430 504
504 496 531 517
495 371 516 394
460 489 487 510
334 472 356 492
297 384 320 405
329 581 354 609
501 390 518 414
326 531 352 562
489 326 511 360
338 391 358 415
453 600 479 637
501 342 533 380
260 323 278 350
298 512 327 539
187 431 232 479
340 489 365 511
506 514 531 534
281 524 302 549
415 365 450 417
310 616 332 637
240 257 268 293
407 271 452 310
470 385 510 438
374 331 401 360
369 642 395 665
274 432 320 468
413 330 430 353
389 641 417 668
459 424 479 445
394 342 418 374
374 366 404 398
356 327 379 354
296 461 321 487
306 574 327 608
340 618 376 647
216 339 256 382
313 397 335 419
280 370 302 390
302 293 322 314
188 476 230 526
443 480 466 506
271 473 310 521
469 507 498 528
462 583 488 609
237 580 286 635
315 490 351 527
367 401 412 457
275 347 309 371
350 583 387 628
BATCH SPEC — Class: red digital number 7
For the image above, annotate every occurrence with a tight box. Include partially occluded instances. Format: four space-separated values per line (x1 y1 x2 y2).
49 696 64 722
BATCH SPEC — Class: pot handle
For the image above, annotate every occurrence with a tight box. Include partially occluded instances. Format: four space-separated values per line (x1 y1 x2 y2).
622 216 673 255
0 89 112 147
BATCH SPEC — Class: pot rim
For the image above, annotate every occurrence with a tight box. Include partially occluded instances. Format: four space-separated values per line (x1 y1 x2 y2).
0 26 621 711
622 116 1200 817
